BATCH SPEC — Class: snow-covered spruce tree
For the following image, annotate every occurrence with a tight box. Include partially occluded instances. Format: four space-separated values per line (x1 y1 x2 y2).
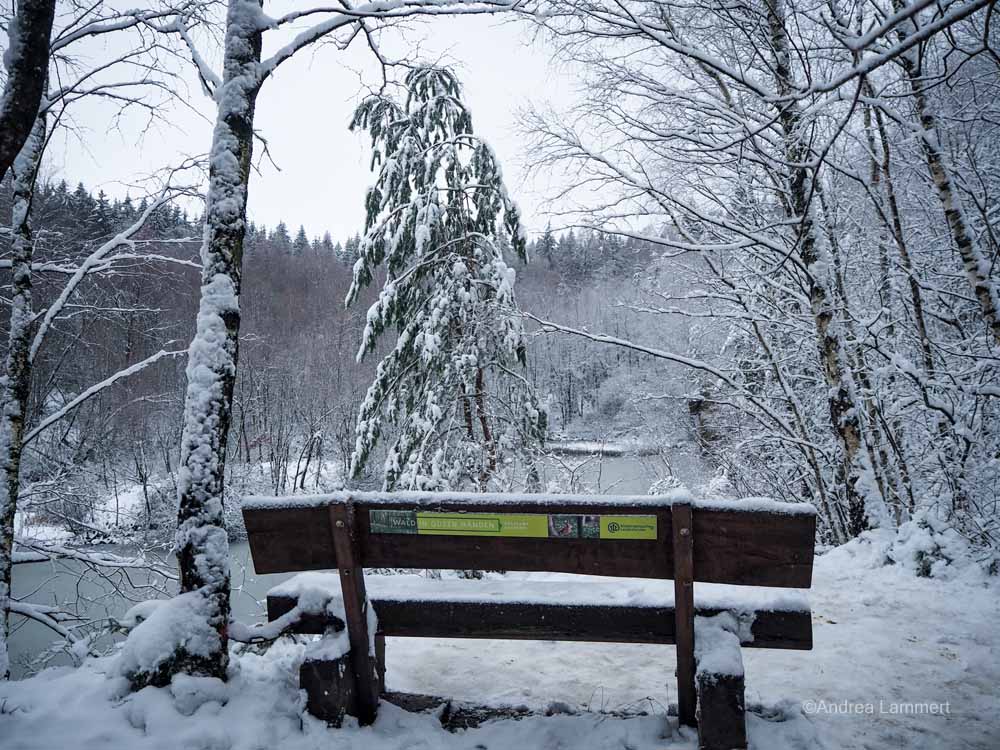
347 67 545 491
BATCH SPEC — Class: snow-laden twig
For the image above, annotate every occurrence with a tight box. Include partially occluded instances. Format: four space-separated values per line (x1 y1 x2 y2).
0 252 201 274
7 601 88 654
12 539 177 580
29 178 199 364
22 349 186 447
257 0 528 80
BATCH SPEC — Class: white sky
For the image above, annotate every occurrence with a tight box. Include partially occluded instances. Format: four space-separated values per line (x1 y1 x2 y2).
46 13 581 241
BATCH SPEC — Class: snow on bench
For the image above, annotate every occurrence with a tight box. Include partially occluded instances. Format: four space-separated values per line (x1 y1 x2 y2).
265 573 813 651
268 572 811 614
242 489 817 517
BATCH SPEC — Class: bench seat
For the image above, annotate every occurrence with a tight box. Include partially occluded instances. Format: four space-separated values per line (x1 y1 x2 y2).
266 573 813 650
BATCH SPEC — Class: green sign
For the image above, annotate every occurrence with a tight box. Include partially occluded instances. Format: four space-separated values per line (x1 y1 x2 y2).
369 510 657 540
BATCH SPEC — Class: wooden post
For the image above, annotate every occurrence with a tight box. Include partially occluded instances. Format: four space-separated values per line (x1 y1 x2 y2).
696 671 747 750
330 502 380 725
300 647 357 727
695 662 747 748
672 502 696 727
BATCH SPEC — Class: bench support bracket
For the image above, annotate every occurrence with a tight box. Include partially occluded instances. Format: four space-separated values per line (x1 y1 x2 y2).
672 501 696 727
330 502 380 725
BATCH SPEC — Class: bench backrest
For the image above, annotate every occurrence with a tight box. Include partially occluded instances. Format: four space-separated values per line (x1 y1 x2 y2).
242 491 816 588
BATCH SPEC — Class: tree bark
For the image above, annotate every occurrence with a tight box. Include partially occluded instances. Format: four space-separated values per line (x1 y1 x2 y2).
766 0 871 535
474 367 497 489
0 0 55 182
0 113 46 679
817 185 903 517
872 103 936 376
701 250 849 541
172 0 263 683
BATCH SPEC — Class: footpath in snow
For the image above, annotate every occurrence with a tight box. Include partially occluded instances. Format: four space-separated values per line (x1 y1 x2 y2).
1 527 997 750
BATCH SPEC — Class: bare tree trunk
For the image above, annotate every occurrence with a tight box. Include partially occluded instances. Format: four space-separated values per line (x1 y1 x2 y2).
172 0 263 683
0 0 54 182
700 250 849 541
861 100 895 343
463 387 475 438
871 103 936 375
914 100 999 343
0 113 46 679
766 0 871 535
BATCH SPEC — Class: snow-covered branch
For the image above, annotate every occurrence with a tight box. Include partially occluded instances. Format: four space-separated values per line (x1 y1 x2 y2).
29 178 200 364
22 349 186 447
257 0 527 80
7 600 86 650
525 314 811 448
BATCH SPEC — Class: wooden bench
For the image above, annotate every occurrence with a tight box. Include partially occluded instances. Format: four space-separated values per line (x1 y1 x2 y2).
242 491 816 749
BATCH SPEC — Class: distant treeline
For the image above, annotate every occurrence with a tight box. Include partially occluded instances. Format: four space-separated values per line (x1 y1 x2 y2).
2 176 683 532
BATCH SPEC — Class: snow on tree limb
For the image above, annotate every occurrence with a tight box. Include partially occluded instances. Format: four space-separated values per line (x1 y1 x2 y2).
29 175 201 364
21 349 186 447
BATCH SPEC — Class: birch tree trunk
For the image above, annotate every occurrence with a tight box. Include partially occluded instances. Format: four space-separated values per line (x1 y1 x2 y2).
0 0 54 181
700 250 850 541
172 0 262 682
890 1 1000 346
911 91 1000 345
766 0 872 535
865 92 937 376
0 113 46 679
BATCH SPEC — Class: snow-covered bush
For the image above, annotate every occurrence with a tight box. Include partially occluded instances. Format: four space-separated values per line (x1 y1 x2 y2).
699 468 735 500
648 474 688 494
823 510 994 581
883 513 982 580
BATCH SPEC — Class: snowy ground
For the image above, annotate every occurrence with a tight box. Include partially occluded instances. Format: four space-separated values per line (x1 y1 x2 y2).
1 528 997 750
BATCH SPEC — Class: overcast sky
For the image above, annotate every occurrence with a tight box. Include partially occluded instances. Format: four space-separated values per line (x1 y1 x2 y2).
47 13 580 242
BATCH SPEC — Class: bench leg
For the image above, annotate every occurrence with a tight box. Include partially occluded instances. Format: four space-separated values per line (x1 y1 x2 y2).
694 614 747 750
330 503 380 725
672 502 697 726
299 629 385 727
300 647 357 727
696 670 746 750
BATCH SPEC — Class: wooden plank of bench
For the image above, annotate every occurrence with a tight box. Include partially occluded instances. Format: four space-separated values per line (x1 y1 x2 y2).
243 496 816 588
267 594 813 650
